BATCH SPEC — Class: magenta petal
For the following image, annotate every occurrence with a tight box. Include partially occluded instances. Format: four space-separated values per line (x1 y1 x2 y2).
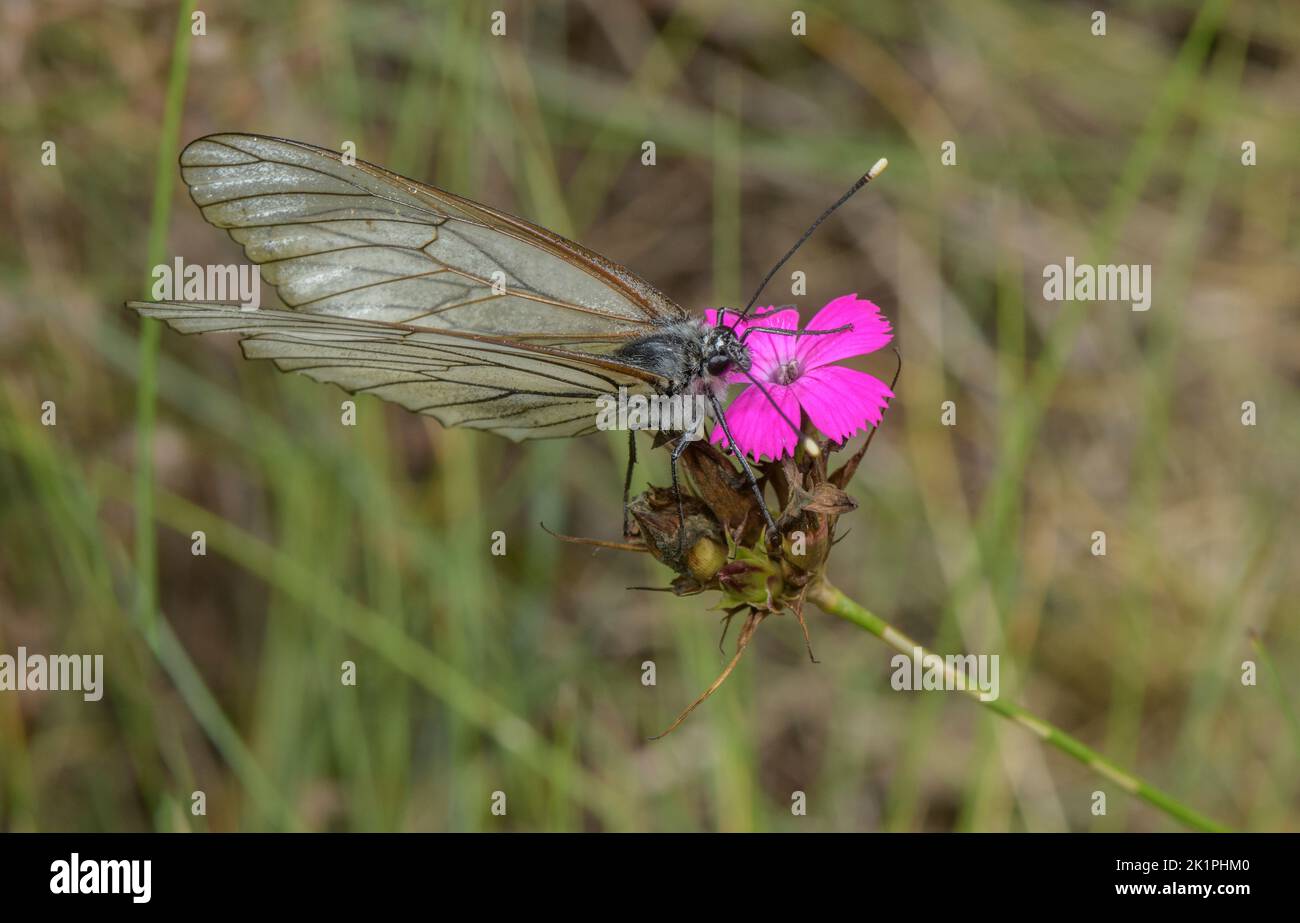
799 294 893 368
790 364 892 443
710 383 801 462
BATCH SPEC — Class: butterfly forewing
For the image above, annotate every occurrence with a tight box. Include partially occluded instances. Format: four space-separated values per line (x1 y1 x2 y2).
129 133 692 440
181 133 685 338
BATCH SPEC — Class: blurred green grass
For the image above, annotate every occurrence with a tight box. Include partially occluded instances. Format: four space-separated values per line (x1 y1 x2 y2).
1 0 1298 831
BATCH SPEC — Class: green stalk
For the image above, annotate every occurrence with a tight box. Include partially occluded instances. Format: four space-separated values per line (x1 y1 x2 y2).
806 580 1228 833
134 0 197 642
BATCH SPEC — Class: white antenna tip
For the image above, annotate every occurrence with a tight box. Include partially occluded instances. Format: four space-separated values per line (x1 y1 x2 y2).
803 437 821 458
867 158 889 180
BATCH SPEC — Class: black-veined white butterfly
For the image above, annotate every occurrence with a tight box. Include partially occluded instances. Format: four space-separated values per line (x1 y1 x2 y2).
127 134 886 537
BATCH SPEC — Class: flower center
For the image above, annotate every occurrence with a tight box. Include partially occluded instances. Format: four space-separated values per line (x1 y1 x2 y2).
772 360 801 386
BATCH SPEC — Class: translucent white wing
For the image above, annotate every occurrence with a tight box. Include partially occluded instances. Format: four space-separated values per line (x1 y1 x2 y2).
176 133 686 343
130 302 661 441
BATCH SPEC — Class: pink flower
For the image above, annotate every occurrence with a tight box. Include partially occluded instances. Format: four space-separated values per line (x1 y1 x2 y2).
704 294 894 462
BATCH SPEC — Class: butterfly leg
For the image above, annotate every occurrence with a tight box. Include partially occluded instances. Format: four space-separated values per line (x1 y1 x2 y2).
622 428 638 538
739 323 852 342
707 392 780 543
670 433 692 555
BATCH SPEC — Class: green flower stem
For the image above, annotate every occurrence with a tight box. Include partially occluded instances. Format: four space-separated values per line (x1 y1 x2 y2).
807 579 1228 833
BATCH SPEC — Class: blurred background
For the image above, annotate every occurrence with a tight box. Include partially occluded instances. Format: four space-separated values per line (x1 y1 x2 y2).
2 0 1298 832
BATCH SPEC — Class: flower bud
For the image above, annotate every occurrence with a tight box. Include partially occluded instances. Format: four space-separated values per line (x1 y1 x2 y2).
685 535 727 583
628 486 725 579
717 544 783 608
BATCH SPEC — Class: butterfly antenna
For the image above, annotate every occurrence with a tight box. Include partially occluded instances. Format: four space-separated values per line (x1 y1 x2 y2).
740 158 889 318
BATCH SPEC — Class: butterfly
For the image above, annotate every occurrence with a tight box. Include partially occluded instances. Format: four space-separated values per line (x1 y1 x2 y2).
127 133 885 538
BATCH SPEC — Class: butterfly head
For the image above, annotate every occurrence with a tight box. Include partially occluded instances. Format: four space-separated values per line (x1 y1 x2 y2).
701 322 751 380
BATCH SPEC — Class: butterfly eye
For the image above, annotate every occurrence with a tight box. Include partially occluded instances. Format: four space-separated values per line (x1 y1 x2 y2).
706 354 730 376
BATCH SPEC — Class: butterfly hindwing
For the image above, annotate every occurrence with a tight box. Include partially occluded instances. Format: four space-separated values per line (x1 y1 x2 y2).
129 301 662 441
